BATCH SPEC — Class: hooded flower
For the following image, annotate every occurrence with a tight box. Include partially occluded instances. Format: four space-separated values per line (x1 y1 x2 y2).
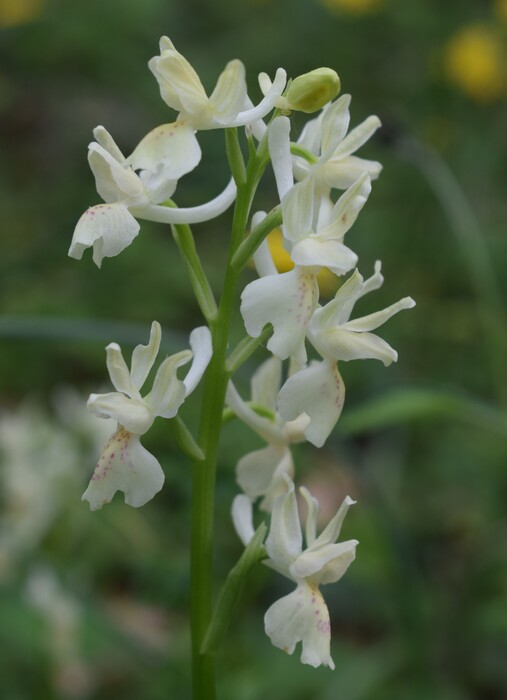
277 263 415 447
82 321 212 510
148 36 287 131
69 126 236 267
233 479 357 669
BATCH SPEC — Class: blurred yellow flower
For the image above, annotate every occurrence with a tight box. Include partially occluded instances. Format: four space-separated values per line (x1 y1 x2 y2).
443 24 506 102
267 228 339 297
320 0 383 15
0 0 44 27
494 0 507 24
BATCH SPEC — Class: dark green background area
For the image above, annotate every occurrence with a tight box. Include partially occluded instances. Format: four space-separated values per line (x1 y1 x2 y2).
0 0 506 698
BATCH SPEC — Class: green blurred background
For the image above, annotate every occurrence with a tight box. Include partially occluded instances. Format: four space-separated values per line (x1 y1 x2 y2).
1 0 506 698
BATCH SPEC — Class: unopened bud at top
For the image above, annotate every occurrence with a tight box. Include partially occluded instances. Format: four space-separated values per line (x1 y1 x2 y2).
285 68 341 113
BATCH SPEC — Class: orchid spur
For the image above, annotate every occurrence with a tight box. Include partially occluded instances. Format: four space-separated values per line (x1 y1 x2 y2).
233 480 357 669
82 321 212 510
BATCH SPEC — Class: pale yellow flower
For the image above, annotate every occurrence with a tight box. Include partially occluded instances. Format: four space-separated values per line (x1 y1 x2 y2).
443 24 506 102
267 228 339 297
319 0 383 15
0 0 44 27
494 0 507 24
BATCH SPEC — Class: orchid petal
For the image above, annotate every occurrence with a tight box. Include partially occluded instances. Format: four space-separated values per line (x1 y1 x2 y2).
264 583 335 669
230 68 287 127
320 94 351 159
269 117 294 199
315 327 399 365
88 143 145 204
130 321 162 391
277 361 345 448
324 155 382 190
144 350 192 418
209 59 247 123
87 392 154 435
332 115 381 159
237 445 294 511
251 355 282 409
265 481 302 568
312 495 356 548
343 297 416 332
240 266 319 363
290 540 357 584
69 203 140 268
82 428 164 510
92 126 126 163
300 486 320 547
318 173 371 241
282 178 315 244
291 236 357 276
226 381 283 445
106 342 137 397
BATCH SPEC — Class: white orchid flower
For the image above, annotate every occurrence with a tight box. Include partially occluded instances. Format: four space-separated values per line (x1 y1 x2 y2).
69 126 236 267
226 356 309 510
277 263 415 447
293 94 382 192
82 322 212 510
149 37 287 131
233 481 357 669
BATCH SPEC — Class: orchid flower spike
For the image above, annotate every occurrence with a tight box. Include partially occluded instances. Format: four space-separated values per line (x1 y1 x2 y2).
278 262 416 447
233 480 358 669
294 94 382 192
226 356 310 511
69 126 236 267
82 322 212 510
149 37 287 131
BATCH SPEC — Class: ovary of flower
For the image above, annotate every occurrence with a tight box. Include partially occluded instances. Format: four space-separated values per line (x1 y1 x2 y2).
226 356 310 511
148 36 287 131
233 481 358 669
82 321 212 510
278 263 415 447
69 125 237 267
293 94 382 192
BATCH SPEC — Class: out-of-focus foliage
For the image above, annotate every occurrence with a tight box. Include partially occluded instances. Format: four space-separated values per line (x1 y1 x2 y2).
0 0 506 698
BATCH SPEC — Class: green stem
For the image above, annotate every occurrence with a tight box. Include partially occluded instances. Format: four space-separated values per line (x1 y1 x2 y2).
226 325 272 375
190 132 266 700
231 205 282 271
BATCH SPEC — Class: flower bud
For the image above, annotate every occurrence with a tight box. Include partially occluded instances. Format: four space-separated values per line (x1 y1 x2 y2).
285 68 341 113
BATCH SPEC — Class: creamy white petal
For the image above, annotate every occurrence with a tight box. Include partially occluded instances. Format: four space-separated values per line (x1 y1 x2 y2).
106 342 137 398
209 59 247 124
320 94 351 159
296 111 323 155
343 297 416 332
183 326 213 396
252 236 278 278
277 361 345 448
229 68 287 127
128 122 201 197
130 321 162 391
251 355 282 409
269 117 294 199
324 155 382 190
232 493 255 546
312 495 356 548
291 236 357 276
137 178 237 224
264 583 335 669
290 540 357 584
318 173 371 241
300 486 320 547
87 392 154 435
237 445 294 511
148 38 208 116
82 428 164 510
332 115 381 159
144 350 192 418
314 327 399 365
265 481 302 568
311 269 364 329
68 203 140 268
88 143 146 205
93 125 126 163
240 267 319 363
282 178 315 244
